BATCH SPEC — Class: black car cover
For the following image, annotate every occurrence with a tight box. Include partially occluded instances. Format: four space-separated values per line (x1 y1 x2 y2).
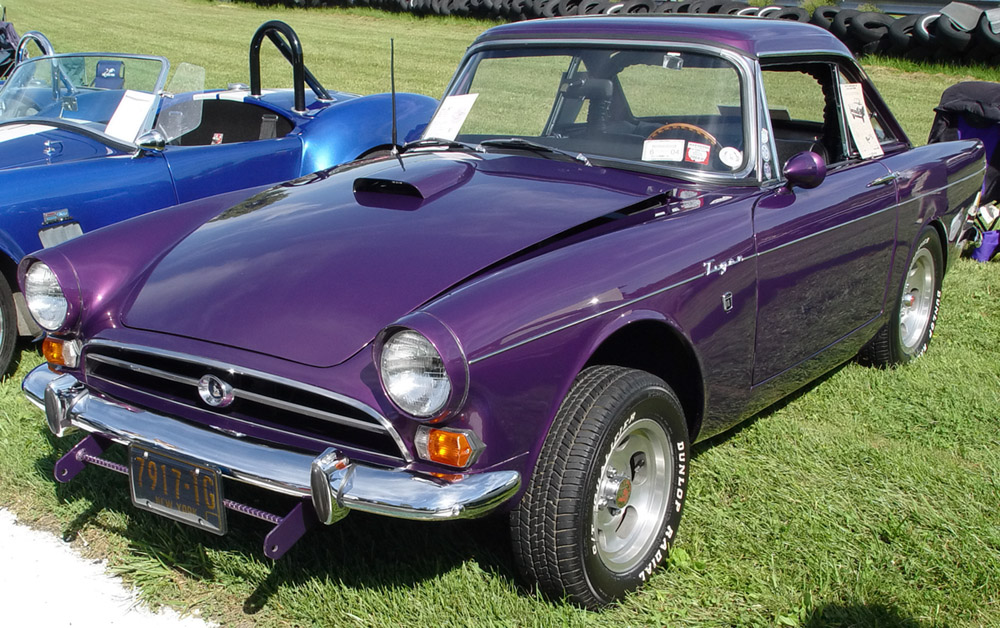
928 81 1000 204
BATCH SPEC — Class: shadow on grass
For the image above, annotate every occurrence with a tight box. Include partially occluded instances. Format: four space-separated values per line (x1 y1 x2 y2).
2 339 41 381
36 432 520 614
804 602 929 627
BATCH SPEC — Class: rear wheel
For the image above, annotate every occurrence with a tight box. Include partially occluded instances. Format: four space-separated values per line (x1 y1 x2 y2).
859 227 943 367
511 366 690 608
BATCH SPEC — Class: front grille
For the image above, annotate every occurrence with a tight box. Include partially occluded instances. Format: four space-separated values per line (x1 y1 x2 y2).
83 341 408 463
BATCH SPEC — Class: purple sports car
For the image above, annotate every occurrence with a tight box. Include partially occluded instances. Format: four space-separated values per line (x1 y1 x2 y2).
21 15 984 607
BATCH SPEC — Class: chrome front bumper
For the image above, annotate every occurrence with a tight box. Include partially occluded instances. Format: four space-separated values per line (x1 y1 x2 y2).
23 365 520 525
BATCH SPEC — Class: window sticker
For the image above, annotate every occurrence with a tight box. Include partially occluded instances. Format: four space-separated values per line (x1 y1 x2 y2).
839 83 883 159
105 90 156 143
684 142 711 165
423 93 479 141
642 139 684 162
719 146 743 169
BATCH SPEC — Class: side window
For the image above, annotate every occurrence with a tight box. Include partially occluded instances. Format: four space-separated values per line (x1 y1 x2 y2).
761 63 847 167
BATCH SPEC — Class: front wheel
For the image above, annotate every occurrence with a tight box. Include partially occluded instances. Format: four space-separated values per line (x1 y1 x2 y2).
0 279 18 376
858 226 943 367
510 366 690 608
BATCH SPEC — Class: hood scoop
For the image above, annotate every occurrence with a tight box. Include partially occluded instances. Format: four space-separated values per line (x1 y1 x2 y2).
353 157 474 208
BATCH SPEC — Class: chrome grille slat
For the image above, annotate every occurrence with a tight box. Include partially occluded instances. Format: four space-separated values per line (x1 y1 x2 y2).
235 389 387 434
82 340 410 462
87 353 200 387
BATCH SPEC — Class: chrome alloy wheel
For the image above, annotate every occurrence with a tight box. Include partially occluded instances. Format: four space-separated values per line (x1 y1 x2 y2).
592 417 673 573
898 247 935 352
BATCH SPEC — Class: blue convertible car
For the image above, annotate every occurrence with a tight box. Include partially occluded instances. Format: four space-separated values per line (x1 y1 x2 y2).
0 21 437 372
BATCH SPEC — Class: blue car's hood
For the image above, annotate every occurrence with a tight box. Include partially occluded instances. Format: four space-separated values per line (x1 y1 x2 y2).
0 123 117 169
121 152 674 367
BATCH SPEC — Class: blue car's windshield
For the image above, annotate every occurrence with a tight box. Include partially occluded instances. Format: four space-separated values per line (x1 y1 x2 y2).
0 54 169 143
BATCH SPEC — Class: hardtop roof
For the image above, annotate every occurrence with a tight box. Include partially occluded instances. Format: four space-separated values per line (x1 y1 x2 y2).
472 14 853 59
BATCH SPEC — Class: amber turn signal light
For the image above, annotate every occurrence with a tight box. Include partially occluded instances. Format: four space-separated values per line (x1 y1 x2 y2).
43 336 80 369
415 427 484 468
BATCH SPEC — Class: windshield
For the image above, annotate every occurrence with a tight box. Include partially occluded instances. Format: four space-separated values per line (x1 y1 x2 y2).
0 54 169 143
424 46 749 176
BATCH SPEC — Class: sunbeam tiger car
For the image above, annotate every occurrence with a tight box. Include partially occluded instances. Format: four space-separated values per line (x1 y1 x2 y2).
0 20 436 374
22 15 983 608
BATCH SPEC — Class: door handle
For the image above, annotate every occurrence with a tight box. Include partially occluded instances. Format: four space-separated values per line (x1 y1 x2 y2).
867 172 898 187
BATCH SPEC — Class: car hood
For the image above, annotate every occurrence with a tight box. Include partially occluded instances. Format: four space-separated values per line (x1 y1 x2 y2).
0 123 117 169
121 152 670 366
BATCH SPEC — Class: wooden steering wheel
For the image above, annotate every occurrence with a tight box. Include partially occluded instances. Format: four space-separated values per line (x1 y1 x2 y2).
646 122 718 145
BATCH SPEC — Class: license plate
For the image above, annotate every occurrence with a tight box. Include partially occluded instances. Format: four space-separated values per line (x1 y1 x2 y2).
128 445 227 535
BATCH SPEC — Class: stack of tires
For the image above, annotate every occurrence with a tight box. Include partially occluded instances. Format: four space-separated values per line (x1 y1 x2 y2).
299 0 1000 65
809 2 1000 63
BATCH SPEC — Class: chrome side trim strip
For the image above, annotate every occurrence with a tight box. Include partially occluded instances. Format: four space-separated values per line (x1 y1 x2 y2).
84 339 412 463
758 167 985 257
470 271 703 364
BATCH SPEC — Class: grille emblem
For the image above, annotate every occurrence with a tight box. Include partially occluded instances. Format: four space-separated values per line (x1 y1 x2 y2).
198 374 234 408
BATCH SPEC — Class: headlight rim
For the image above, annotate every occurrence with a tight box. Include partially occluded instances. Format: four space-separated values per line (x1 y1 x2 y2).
21 258 78 333
374 314 469 422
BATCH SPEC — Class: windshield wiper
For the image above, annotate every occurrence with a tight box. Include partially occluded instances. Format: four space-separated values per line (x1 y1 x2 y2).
478 138 591 166
401 137 483 154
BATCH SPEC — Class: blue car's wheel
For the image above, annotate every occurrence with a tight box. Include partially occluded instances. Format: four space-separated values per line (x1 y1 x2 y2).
511 366 690 608
0 279 17 376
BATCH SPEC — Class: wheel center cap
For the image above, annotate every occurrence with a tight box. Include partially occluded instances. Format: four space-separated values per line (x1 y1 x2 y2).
602 476 632 509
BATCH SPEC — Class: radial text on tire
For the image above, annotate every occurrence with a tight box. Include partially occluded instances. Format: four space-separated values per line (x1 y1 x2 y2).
510 365 690 608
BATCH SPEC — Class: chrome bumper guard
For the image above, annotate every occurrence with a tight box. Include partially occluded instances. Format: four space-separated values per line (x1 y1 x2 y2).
23 365 520 528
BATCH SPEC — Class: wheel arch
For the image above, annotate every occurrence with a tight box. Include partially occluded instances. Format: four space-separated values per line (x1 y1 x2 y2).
581 313 705 442
927 217 949 271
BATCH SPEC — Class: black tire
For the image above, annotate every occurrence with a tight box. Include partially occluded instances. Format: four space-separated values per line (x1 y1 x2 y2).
889 14 920 53
717 1 747 15
0 279 17 377
555 0 581 15
811 5 840 30
849 12 894 44
858 227 943 367
831 9 861 40
769 7 809 21
511 366 690 608
976 13 1000 55
621 0 655 12
914 13 941 46
936 15 974 53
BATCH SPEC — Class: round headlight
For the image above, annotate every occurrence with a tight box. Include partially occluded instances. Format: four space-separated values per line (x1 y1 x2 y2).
24 262 68 331
380 330 451 418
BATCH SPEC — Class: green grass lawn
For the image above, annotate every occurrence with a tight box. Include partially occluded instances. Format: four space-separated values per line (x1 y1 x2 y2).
1 1 998 626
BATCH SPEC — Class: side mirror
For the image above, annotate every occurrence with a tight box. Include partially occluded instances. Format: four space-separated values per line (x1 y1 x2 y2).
134 130 166 154
783 151 826 190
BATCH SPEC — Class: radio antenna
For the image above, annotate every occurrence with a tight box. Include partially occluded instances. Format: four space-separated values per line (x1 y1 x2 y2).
390 39 399 156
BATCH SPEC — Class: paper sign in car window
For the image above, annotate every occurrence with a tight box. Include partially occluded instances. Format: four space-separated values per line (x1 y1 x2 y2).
423 93 479 141
642 139 684 162
104 90 156 143
839 83 883 159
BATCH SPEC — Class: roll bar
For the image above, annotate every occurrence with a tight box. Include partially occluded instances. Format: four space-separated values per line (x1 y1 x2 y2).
249 20 331 113
16 31 55 64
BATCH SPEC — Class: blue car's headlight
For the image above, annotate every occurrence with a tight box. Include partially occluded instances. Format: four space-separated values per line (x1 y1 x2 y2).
379 329 452 418
24 262 69 332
